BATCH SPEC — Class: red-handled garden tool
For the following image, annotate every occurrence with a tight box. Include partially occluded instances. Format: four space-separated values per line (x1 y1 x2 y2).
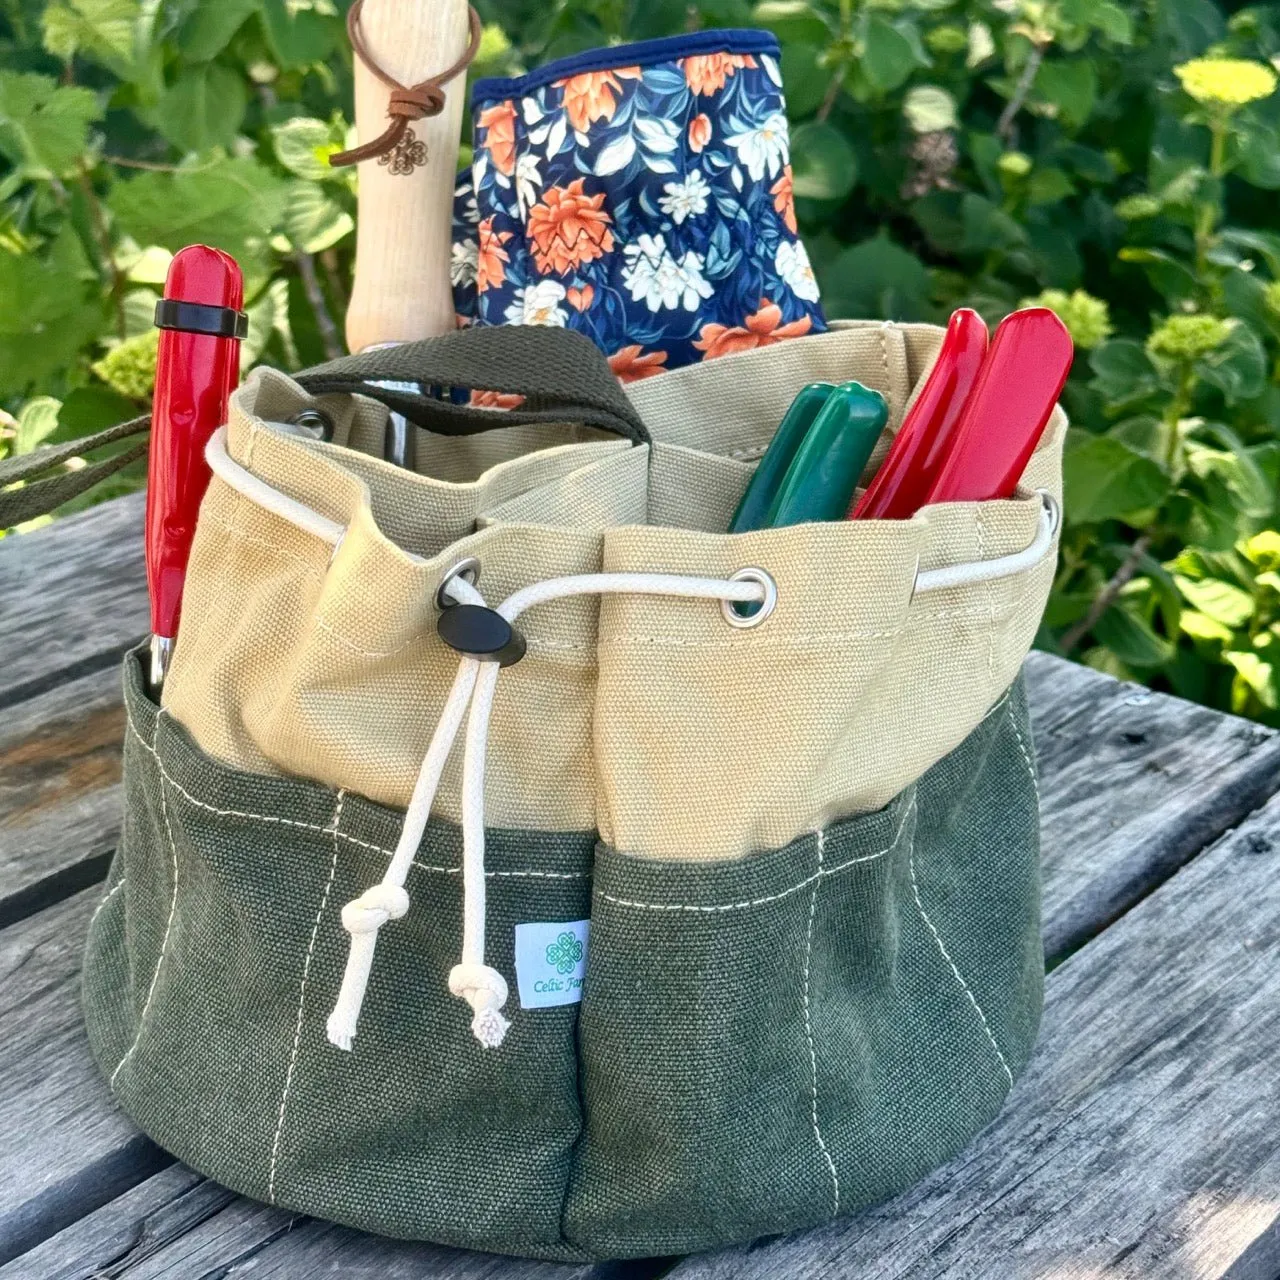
146 245 247 689
922 307 1073 504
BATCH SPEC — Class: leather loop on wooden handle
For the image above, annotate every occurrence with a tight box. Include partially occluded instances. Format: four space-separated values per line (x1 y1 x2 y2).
330 1 482 168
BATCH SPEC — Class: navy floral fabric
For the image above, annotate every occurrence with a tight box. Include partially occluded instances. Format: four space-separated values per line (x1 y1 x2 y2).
450 30 826 384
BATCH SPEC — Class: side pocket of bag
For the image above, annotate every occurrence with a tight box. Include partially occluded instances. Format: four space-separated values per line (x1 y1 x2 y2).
804 677 1042 1216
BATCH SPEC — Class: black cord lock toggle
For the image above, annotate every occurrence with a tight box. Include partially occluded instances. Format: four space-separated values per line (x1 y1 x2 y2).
437 603 527 667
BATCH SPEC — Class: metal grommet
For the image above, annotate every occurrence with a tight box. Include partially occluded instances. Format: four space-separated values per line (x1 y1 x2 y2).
290 408 334 441
721 567 778 629
1036 489 1062 537
436 556 481 611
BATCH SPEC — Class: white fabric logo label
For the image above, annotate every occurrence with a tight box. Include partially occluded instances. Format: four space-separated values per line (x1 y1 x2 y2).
514 920 589 1009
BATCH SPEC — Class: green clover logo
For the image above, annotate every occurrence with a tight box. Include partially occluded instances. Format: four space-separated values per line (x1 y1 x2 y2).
546 931 583 975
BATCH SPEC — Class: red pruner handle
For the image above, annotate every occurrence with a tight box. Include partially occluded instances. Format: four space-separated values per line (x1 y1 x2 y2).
146 245 246 686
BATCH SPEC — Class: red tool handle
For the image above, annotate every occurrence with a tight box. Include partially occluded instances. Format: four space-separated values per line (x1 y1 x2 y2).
851 308 988 519
923 307 1073 505
146 245 246 684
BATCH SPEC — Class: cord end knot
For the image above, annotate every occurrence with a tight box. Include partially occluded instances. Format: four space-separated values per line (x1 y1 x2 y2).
449 963 511 1048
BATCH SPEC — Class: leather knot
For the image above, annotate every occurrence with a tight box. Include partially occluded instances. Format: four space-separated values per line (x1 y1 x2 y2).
388 84 446 120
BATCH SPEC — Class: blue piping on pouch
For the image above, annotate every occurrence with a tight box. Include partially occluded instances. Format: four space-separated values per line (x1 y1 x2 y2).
471 29 781 105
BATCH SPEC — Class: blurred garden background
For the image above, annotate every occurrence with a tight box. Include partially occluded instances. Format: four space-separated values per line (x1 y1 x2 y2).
1 0 1280 722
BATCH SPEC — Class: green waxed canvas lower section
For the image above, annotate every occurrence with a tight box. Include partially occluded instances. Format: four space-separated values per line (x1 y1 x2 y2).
83 650 1043 1261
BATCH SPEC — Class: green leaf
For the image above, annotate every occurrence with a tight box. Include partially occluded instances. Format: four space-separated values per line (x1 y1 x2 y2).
1174 574 1255 628
788 120 857 201
1237 124 1280 191
272 116 344 182
1180 610 1234 644
279 179 353 253
13 396 62 455
1062 431 1171 523
154 66 247 153
903 85 957 133
42 0 140 75
1089 339 1159 401
1194 322 1267 404
1225 650 1279 709
1035 59 1097 129
260 0 338 68
178 0 262 62
1093 604 1175 668
752 0 832 44
56 384 137 434
1189 423 1273 516
960 193 1025 252
1027 167 1074 206
0 228 103 396
817 233 930 321
108 155 287 261
1090 2 1134 43
862 16 922 94
0 73 101 176
778 43 828 118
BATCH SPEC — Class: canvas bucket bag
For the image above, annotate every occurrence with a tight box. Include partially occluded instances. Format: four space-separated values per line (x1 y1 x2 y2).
71 319 1063 1261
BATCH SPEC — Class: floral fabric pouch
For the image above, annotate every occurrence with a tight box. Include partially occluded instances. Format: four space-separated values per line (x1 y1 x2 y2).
451 29 827 381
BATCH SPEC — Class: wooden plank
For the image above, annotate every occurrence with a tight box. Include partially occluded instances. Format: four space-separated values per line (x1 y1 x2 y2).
0 667 122 928
12 1189 665 1280
0 492 146 710
1025 650 1280 962
0 888 168 1267
666 787 1280 1280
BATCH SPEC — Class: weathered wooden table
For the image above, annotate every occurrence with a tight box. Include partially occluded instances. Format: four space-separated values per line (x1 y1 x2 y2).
5 493 1280 1278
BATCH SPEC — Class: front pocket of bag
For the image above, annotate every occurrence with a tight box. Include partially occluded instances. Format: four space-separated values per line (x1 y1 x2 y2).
565 792 918 1256
100 652 593 1257
567 684 1041 1257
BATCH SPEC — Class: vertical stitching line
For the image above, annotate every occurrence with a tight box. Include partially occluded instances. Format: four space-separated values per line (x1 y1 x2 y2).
803 827 840 1215
111 710 179 1090
1006 696 1040 807
906 799 1015 1091
977 507 995 683
89 877 126 928
268 788 345 1204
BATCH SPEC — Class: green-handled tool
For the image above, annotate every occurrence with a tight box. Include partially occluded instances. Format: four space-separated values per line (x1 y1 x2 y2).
762 381 887 528
729 382 834 533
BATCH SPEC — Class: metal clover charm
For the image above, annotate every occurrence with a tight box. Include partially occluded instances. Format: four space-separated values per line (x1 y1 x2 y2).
380 130 429 176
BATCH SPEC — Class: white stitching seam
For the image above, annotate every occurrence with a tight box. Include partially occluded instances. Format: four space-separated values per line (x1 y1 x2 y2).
89 877 125 928
1006 696 1040 806
804 828 840 1215
111 710 180 1091
123 706 587 881
268 789 344 1204
906 800 1014 1091
595 798 912 913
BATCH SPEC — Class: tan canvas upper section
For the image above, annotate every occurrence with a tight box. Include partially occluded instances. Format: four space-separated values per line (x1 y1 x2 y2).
163 321 1064 860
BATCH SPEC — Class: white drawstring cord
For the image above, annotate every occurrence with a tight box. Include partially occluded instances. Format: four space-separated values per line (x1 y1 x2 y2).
205 425 1059 1051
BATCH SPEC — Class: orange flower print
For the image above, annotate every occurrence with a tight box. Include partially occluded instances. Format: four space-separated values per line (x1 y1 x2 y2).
681 53 756 96
609 345 669 383
555 67 642 134
476 217 511 294
470 389 527 410
689 113 712 153
527 178 615 276
693 301 813 361
567 284 596 312
478 99 517 176
771 167 798 235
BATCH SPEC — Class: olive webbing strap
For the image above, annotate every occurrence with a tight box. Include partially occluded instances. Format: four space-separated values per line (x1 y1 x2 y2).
0 415 150 528
295 326 652 446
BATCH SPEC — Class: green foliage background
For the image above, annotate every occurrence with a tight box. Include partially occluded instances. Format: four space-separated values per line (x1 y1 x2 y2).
3 0 1280 721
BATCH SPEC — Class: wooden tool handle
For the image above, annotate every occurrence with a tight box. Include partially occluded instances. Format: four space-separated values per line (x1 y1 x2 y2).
345 0 471 353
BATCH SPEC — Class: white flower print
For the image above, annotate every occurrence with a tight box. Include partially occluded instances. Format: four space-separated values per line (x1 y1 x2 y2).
450 238 478 288
515 152 542 221
658 171 711 225
776 239 820 303
506 279 568 327
725 111 790 182
621 233 714 313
